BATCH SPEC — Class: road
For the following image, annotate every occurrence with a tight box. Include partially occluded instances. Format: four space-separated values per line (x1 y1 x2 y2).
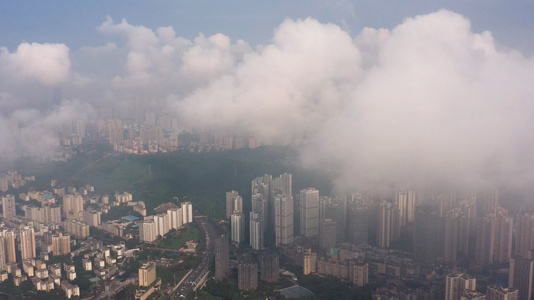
170 214 218 299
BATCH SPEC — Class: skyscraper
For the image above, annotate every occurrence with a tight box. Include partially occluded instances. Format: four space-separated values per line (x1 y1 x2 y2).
414 203 439 263
2 195 16 219
275 194 294 246
231 210 245 244
251 193 268 232
214 235 229 281
475 207 513 266
445 273 477 300
20 226 36 260
0 229 16 270
509 256 534 300
250 211 264 250
300 188 320 237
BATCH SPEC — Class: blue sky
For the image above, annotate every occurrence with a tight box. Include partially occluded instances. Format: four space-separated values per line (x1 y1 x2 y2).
1 0 533 54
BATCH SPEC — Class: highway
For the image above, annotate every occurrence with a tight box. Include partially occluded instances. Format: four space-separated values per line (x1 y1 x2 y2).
170 215 218 299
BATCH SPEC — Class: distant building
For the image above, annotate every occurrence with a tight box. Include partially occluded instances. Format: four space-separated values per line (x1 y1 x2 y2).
226 190 241 219
414 203 439 263
509 256 534 300
139 262 156 287
214 235 229 281
231 211 245 244
275 194 294 246
63 194 84 221
259 250 279 283
139 218 157 242
19 226 36 260
2 195 16 219
445 273 477 300
238 254 258 291
51 233 71 256
303 251 317 275
486 284 518 300
319 219 337 249
347 204 369 246
475 207 513 266
182 202 193 224
299 188 320 237
250 211 263 250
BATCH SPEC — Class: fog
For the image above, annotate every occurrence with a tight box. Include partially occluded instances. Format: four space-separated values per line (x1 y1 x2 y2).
1 10 534 192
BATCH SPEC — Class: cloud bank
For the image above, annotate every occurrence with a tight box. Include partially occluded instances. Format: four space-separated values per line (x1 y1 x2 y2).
2 10 534 192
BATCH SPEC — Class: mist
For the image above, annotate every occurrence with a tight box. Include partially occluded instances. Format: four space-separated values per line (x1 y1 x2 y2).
1 10 534 191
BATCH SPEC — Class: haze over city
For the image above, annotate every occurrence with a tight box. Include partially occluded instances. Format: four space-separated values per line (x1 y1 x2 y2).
2 1 534 300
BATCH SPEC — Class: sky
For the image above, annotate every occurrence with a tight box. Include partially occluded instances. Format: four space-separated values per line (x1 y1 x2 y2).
1 1 534 192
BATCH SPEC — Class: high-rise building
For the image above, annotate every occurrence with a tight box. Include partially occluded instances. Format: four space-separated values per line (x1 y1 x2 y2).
83 210 102 227
231 211 245 244
300 188 320 237
63 193 84 221
275 194 294 246
377 201 399 248
167 207 183 230
475 207 513 266
238 254 258 291
509 256 534 300
443 208 470 263
154 213 169 237
251 193 268 231
445 273 477 300
63 219 90 239
181 202 193 224
20 226 36 260
395 190 416 226
319 219 337 249
514 213 534 259
350 259 369 287
226 190 241 219
348 204 369 246
139 217 157 242
461 291 487 300
2 195 16 219
486 285 518 300
139 262 157 287
259 250 279 283
414 203 439 263
325 196 347 243
303 251 317 275
250 211 264 250
214 235 230 281
51 233 71 256
0 229 16 270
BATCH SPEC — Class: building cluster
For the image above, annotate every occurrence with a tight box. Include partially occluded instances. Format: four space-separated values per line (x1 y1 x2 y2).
0 171 33 193
0 177 147 298
220 173 534 298
139 201 193 242
214 232 280 293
